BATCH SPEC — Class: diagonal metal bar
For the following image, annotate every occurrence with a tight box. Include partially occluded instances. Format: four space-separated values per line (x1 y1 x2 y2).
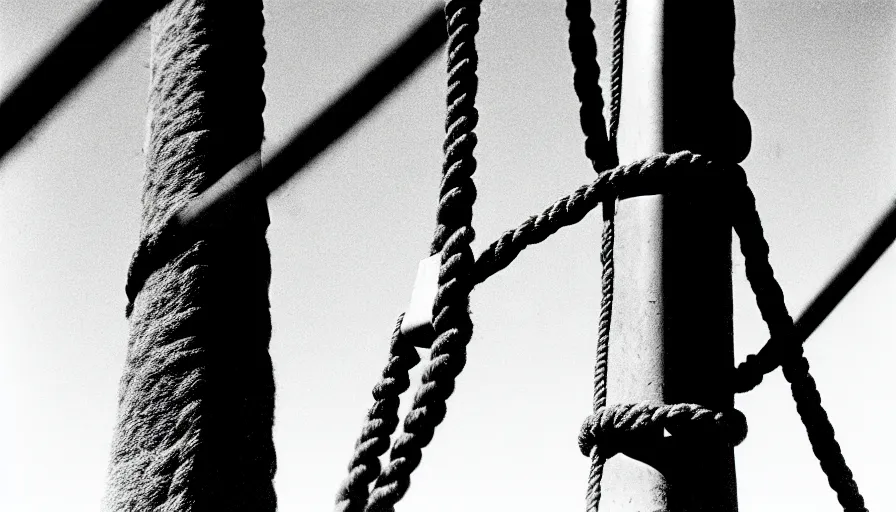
747 198 896 378
0 0 171 165
124 5 446 308
176 5 445 230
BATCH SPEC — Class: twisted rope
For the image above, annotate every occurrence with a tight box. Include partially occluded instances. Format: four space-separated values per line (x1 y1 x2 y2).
105 1 275 510
780 350 867 512
335 315 422 512
731 186 868 512
607 0 626 146
362 2 481 511
560 5 860 508
578 402 748 459
564 1 627 508
565 0 614 171
471 152 731 286
333 1 863 508
467 150 864 512
585 204 614 512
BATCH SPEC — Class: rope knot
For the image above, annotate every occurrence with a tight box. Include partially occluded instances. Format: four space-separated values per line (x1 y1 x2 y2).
578 402 747 459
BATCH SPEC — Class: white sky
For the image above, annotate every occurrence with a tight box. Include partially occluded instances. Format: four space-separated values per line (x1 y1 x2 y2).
1 1 894 511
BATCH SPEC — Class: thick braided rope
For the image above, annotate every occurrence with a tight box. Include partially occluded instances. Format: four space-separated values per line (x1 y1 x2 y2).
365 2 481 511
335 315 421 512
471 152 728 286
578 403 748 459
565 0 614 171
731 186 867 512
104 1 275 510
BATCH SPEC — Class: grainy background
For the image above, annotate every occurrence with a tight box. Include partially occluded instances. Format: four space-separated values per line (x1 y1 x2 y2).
1 1 893 510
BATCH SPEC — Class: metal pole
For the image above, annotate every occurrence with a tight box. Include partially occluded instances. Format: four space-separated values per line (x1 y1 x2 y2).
601 1 749 510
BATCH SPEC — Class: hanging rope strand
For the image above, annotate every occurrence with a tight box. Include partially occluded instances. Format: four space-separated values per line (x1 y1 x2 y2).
335 315 421 512
366 2 481 510
330 2 867 508
585 201 615 512
466 149 865 512
731 187 868 512
607 0 626 146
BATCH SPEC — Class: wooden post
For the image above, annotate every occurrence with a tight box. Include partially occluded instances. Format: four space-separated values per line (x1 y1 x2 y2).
600 1 749 510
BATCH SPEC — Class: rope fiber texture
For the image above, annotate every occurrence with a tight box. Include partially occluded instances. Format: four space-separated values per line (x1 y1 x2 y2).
564 1 624 508
334 315 421 512
565 0 614 171
340 149 867 511
105 1 276 510
561 1 864 510
336 2 481 511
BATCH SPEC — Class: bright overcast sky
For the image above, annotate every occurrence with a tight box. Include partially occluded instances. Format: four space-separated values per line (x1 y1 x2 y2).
1 1 894 511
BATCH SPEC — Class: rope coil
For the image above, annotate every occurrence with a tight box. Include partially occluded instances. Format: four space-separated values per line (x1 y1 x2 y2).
578 403 748 459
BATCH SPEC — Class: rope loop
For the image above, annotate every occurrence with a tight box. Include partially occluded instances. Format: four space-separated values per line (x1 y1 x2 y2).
578 402 748 459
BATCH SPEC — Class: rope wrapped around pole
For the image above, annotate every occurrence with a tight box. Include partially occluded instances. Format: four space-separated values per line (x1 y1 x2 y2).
104 1 275 510
564 1 625 508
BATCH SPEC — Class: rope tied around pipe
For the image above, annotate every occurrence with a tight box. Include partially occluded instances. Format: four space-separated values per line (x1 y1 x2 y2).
108 2 865 510
562 1 865 511
578 403 748 460
106 1 275 510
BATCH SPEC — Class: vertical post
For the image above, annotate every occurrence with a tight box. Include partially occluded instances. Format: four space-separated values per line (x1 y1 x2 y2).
104 1 276 510
601 1 749 511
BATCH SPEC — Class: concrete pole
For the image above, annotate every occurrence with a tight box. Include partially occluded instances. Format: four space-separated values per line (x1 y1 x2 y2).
600 1 750 510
